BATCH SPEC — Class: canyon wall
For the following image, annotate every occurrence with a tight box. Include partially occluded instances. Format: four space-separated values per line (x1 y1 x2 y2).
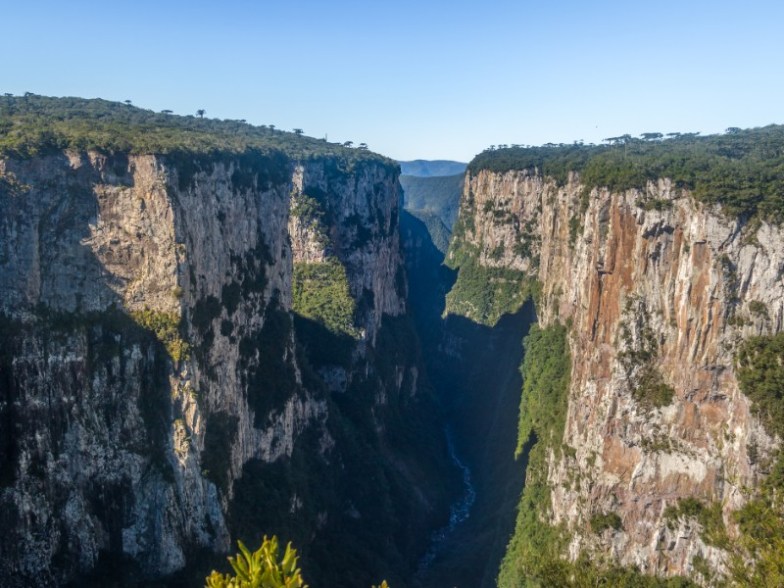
0 149 447 587
449 168 784 582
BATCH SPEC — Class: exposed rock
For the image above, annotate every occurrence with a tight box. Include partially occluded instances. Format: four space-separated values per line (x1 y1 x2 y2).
452 169 784 579
0 149 426 586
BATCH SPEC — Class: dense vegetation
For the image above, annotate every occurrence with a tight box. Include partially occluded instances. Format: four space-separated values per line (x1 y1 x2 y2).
736 333 784 437
405 209 452 254
500 324 696 587
663 498 729 549
726 333 784 586
0 95 393 170
130 308 190 363
444 256 534 326
468 126 784 223
400 172 464 230
292 259 359 338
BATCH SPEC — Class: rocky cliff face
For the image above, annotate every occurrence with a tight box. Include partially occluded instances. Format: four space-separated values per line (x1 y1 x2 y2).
289 160 405 339
450 168 784 580
0 148 441 586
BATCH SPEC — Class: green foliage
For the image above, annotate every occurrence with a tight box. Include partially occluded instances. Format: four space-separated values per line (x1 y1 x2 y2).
617 317 674 410
726 452 784 586
469 126 784 223
290 193 326 227
0 95 395 172
663 498 729 549
292 259 359 338
445 256 533 326
722 333 784 585
748 300 769 319
500 324 571 587
406 209 452 254
206 537 307 588
590 512 623 534
129 308 190 362
205 536 392 588
399 172 464 229
514 324 571 459
736 333 784 438
633 365 675 409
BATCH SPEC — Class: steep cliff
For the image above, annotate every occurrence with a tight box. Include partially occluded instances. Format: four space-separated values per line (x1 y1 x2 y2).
446 130 784 585
0 96 453 587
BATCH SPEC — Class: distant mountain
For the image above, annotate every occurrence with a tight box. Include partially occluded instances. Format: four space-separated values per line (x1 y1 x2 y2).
399 159 467 177
400 173 464 232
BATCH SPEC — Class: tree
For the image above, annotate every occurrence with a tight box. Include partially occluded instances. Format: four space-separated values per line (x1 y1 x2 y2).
726 127 742 134
197 109 206 118
161 109 173 114
640 132 663 141
124 100 132 106
358 143 368 150
343 141 353 148
293 128 304 136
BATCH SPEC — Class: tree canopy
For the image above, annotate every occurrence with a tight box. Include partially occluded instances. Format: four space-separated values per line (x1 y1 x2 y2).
468 125 784 223
0 94 394 170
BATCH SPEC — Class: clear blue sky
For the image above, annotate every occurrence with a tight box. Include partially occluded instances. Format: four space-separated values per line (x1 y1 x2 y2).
3 0 783 161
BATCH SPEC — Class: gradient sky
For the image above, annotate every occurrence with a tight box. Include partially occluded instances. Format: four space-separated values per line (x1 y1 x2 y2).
3 0 783 161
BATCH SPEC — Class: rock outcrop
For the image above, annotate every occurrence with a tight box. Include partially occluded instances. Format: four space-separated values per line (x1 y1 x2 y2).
449 168 784 579
0 148 444 586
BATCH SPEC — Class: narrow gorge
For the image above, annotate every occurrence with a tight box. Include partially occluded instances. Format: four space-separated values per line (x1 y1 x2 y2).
1 96 783 587
444 132 784 586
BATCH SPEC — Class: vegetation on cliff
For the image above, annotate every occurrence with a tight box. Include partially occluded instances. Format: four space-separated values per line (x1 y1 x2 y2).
292 259 359 338
727 333 784 586
469 126 784 223
444 256 533 326
400 172 464 229
736 333 784 438
500 323 696 588
0 95 395 171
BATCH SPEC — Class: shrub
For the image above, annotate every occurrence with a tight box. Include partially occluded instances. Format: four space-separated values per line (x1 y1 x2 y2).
590 512 623 534
205 536 306 588
205 537 390 588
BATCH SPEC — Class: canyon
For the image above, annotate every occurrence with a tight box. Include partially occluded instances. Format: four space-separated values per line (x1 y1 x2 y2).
1 96 783 587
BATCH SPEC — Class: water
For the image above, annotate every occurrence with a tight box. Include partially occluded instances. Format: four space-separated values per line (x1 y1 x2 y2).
417 427 477 574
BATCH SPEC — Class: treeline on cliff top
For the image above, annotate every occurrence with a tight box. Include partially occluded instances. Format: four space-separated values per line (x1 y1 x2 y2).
468 126 784 222
0 94 393 168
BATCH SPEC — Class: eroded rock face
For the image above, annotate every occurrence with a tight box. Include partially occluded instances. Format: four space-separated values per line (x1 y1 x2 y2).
288 161 405 339
454 169 784 578
0 150 410 585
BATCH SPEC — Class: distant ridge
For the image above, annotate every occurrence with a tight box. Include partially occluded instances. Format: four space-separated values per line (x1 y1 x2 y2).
399 159 467 177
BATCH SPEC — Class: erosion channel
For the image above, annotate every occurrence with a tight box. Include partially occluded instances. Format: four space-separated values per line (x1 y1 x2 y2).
401 210 536 588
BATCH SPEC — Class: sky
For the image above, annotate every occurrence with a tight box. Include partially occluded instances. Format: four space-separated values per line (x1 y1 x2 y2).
2 0 783 161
